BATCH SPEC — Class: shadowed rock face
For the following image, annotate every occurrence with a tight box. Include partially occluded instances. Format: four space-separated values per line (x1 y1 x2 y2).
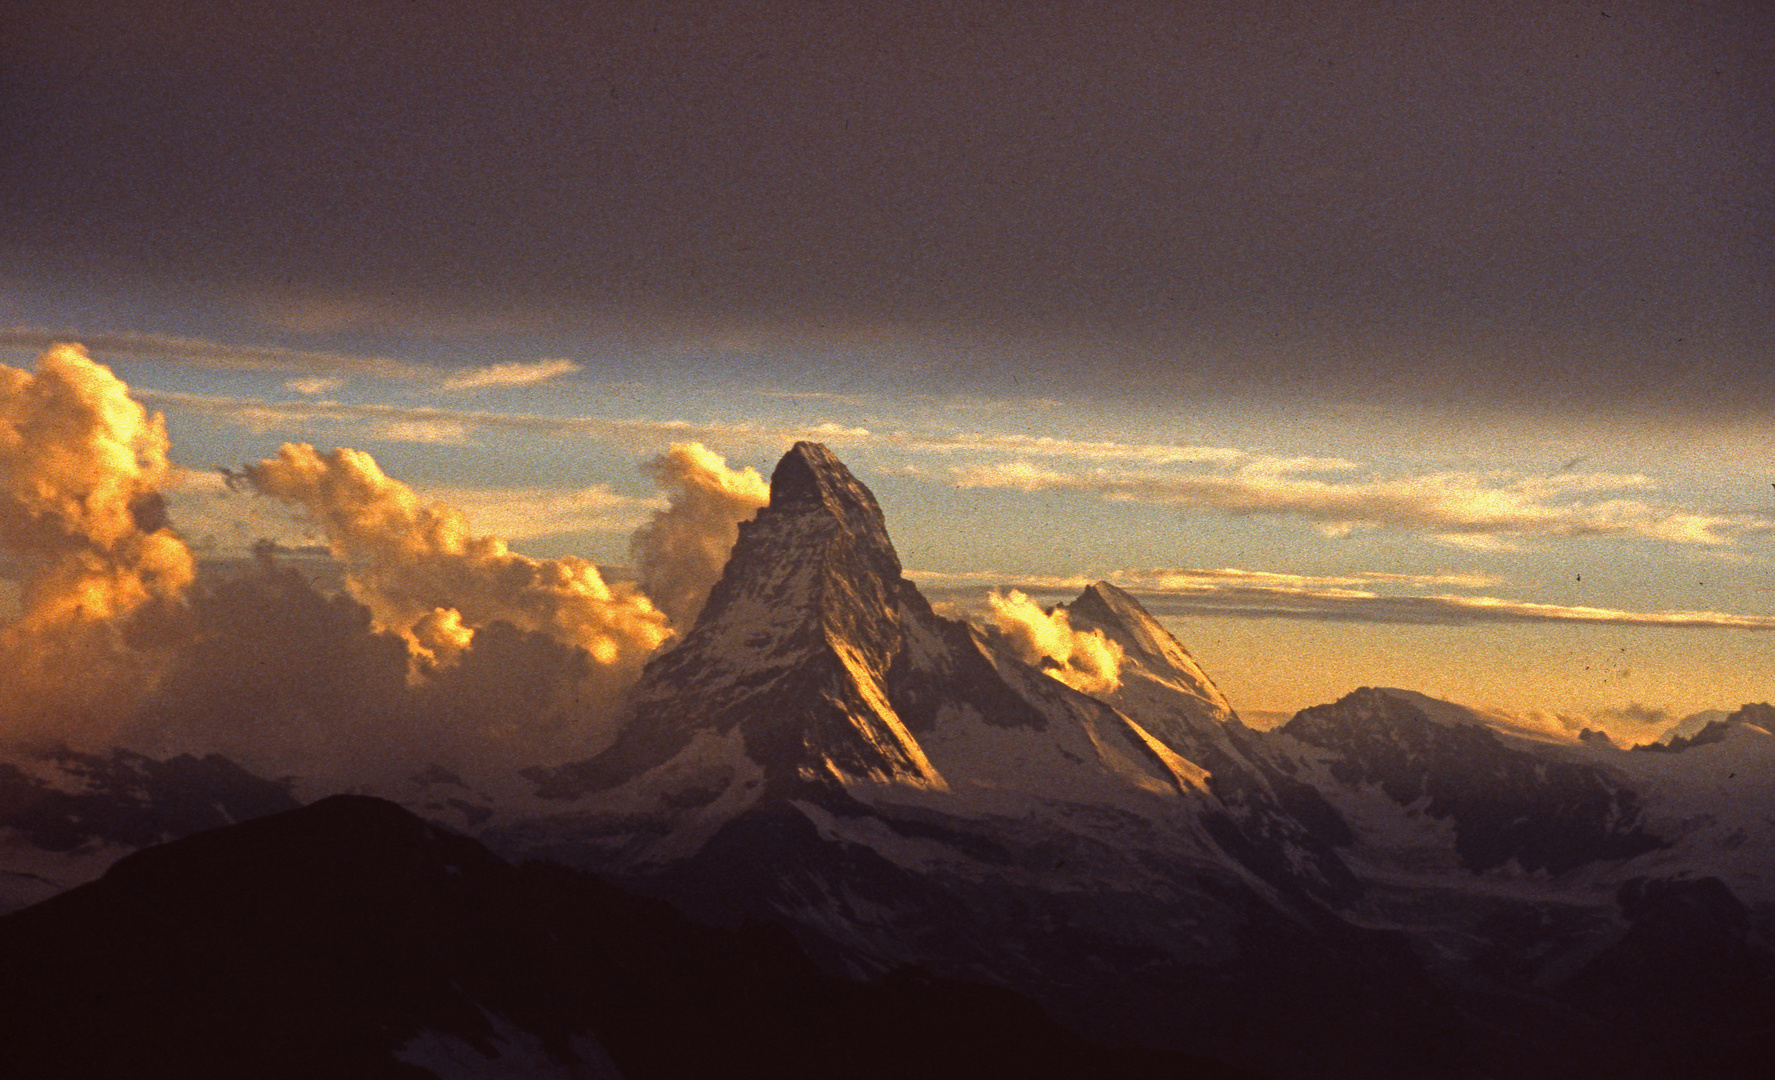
1283 687 1663 874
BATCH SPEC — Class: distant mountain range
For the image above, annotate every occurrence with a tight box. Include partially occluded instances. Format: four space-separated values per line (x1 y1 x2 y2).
3 443 1772 1078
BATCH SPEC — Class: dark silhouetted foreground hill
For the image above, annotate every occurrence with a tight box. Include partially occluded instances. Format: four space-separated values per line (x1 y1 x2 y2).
0 794 1256 1080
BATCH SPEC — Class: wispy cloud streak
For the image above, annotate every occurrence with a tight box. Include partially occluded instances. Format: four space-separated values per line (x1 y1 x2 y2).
912 567 1775 631
4 329 582 395
951 462 1763 546
895 432 1357 471
135 390 873 450
443 358 580 390
1 328 430 382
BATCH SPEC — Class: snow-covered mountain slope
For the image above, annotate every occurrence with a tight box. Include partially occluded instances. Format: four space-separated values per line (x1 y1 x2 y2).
1262 687 1775 905
498 444 1465 1078
1256 687 1775 1067
1275 687 1663 878
1591 713 1775 905
1061 582 1358 895
0 746 299 913
517 444 1322 882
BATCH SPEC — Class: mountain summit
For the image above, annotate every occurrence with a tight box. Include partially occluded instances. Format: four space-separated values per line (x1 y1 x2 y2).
532 442 1276 816
534 440 953 798
503 446 1465 1077
762 440 899 568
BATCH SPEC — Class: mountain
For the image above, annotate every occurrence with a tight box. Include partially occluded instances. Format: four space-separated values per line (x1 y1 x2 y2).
1262 687 1775 1076
499 445 1775 1078
1651 707 1733 745
1058 582 1358 897
0 794 1250 1080
517 443 1337 869
0 745 299 912
6 441 1774 1078
503 443 1460 1078
1634 702 1774 753
1278 686 1662 876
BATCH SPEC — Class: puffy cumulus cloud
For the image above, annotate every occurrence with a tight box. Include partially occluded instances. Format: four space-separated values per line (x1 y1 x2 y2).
987 588 1124 696
953 462 1759 547
0 344 196 742
0 349 736 785
442 358 580 390
239 443 672 677
0 345 194 624
630 442 770 628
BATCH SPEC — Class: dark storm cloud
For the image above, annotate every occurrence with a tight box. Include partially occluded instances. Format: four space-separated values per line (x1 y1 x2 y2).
4 1 1770 414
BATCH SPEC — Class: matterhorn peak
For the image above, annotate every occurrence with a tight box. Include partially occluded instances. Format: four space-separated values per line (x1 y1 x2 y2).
771 442 885 519
694 441 906 631
535 442 949 799
757 441 900 579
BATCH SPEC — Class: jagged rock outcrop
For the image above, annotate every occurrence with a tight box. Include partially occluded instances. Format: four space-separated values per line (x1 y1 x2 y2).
1634 702 1774 753
1063 582 1357 896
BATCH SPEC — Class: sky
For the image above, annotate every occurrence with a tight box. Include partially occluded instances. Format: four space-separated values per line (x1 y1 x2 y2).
3 0 1773 750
